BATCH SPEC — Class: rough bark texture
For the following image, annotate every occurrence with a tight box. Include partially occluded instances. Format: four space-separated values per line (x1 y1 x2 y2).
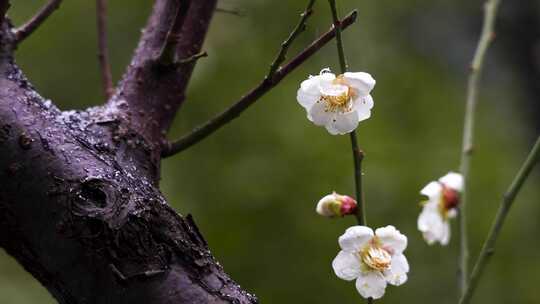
0 1 257 303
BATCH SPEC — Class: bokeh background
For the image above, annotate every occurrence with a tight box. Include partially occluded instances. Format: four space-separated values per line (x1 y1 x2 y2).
1 1 539 303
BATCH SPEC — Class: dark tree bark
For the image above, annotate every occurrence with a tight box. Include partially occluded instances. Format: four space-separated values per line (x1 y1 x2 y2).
0 0 257 303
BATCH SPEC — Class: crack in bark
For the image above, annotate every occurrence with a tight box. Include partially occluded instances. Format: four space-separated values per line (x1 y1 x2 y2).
0 1 257 303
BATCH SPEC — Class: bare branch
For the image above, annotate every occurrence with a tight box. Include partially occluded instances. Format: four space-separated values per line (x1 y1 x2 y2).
162 10 358 157
328 0 348 73
215 7 245 17
459 136 540 304
176 51 207 65
96 0 114 99
458 0 501 294
14 0 63 44
110 0 218 147
266 0 315 78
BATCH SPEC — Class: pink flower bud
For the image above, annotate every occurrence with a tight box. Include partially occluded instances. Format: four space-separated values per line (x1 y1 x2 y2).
442 186 460 210
340 195 358 215
316 192 358 217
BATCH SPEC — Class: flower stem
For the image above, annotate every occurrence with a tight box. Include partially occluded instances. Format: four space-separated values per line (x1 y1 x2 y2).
328 0 348 72
459 136 540 304
458 0 501 295
350 132 367 226
327 0 367 227
327 2 370 303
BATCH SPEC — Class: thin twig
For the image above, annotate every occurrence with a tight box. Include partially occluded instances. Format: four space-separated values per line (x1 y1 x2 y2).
14 0 63 44
215 7 245 17
96 0 114 99
327 0 366 226
177 51 207 65
162 10 358 157
157 0 192 65
266 0 315 78
328 1 368 302
459 136 540 304
350 132 367 226
458 0 501 295
328 0 348 72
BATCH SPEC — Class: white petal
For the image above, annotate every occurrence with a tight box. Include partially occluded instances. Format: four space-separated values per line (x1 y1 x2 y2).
326 111 359 135
339 226 374 252
417 202 448 245
316 193 338 216
439 172 463 192
308 101 332 126
447 208 458 219
297 73 334 110
354 95 374 122
319 83 349 97
343 72 376 96
296 87 320 110
440 221 451 246
332 250 362 281
325 119 341 135
375 225 408 254
420 181 442 198
384 253 409 286
355 271 387 300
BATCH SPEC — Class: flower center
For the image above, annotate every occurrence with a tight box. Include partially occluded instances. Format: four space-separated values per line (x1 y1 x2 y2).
320 76 356 113
361 244 392 271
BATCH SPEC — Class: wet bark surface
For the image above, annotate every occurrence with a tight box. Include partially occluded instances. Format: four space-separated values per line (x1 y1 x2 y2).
0 1 257 303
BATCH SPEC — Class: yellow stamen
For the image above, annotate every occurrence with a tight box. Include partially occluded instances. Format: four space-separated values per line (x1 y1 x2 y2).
361 242 392 271
319 75 357 113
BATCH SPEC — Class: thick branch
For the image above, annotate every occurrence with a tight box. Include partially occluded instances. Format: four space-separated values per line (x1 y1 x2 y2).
110 0 217 147
0 1 255 303
459 136 540 304
458 0 501 294
96 0 114 99
14 0 62 44
0 42 255 304
156 0 192 65
162 10 358 156
0 0 9 25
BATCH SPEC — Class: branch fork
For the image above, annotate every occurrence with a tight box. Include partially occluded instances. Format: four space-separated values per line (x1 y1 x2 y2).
162 8 359 157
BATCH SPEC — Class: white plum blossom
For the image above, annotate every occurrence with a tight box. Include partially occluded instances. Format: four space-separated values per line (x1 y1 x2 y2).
316 192 357 217
417 172 464 246
296 68 375 135
332 225 409 299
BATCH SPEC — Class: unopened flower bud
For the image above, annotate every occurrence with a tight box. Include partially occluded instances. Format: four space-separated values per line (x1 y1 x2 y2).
316 192 357 217
442 185 460 210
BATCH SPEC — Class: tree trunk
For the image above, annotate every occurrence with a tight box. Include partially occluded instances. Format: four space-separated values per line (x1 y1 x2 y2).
0 1 257 303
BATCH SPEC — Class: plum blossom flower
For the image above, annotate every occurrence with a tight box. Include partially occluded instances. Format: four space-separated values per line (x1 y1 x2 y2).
417 172 464 245
332 225 409 299
296 68 375 135
316 192 357 217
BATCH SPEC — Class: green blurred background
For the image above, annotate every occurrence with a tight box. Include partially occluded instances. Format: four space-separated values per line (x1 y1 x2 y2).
1 0 539 303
